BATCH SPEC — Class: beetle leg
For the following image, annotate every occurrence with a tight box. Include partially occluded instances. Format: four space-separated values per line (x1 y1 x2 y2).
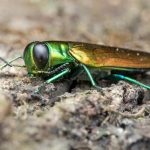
112 74 150 90
34 68 71 93
81 64 102 91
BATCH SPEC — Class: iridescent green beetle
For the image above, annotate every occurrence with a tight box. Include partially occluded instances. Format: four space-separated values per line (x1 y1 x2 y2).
1 41 150 92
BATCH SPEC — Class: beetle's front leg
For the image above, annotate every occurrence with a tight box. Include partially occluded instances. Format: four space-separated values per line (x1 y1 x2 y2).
34 68 71 93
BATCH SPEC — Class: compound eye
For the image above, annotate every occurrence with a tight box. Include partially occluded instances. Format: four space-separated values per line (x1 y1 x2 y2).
33 43 49 69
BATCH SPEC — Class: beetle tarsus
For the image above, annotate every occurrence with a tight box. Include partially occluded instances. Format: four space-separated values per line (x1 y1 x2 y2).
93 85 104 95
34 88 40 94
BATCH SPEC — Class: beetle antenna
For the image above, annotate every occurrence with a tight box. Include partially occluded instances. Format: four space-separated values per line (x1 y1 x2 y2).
0 56 25 70
113 74 150 90
0 57 12 67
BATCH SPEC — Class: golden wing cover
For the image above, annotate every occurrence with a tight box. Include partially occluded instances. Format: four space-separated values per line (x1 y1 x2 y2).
69 43 150 69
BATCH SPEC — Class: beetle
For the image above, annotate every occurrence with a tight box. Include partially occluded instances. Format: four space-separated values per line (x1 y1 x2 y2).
1 41 150 92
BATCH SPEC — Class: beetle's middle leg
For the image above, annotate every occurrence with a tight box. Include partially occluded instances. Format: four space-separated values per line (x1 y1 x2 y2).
81 64 103 91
